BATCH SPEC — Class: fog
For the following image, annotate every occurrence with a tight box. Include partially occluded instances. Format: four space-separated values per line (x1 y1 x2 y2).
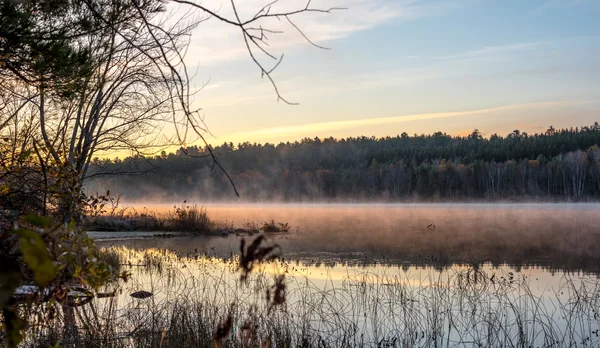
97 202 600 272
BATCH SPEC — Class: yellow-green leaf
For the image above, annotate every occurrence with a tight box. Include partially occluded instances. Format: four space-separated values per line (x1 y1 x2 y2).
22 215 53 228
16 229 57 287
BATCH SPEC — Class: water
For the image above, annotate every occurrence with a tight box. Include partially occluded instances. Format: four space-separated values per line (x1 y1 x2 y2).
87 203 600 346
94 203 600 272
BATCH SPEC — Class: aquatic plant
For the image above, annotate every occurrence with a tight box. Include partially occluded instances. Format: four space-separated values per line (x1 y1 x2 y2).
87 202 212 234
17 247 600 348
260 220 290 233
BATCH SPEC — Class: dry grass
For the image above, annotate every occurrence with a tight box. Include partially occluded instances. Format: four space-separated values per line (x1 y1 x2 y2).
260 220 290 233
86 203 292 237
86 203 212 234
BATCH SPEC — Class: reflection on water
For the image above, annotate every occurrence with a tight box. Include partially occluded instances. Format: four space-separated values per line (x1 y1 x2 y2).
82 246 600 347
94 202 600 272
77 204 600 346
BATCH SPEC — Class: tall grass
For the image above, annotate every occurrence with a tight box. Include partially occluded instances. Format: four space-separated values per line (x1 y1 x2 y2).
87 203 212 234
168 204 212 232
87 203 291 236
18 247 600 347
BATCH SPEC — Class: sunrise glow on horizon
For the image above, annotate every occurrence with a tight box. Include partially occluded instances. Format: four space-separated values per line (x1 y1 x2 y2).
115 0 600 155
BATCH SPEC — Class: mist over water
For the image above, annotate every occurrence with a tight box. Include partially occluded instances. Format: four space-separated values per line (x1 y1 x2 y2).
89 203 600 346
96 203 600 273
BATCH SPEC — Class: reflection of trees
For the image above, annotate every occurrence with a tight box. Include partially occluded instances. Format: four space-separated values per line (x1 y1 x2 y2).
98 220 600 274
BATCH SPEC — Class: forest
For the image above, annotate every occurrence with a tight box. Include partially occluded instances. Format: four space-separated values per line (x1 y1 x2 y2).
86 123 600 201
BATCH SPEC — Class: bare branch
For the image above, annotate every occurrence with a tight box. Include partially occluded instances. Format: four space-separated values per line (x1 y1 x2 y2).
285 15 330 50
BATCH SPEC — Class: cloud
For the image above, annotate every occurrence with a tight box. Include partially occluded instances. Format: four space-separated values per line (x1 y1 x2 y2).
436 42 544 62
194 65 454 109
225 101 578 138
176 0 467 66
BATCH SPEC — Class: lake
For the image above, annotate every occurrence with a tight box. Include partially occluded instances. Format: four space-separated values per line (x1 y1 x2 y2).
94 203 600 272
86 203 600 347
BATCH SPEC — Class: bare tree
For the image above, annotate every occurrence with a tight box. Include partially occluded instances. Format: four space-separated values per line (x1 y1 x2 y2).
2 1 343 342
114 0 344 194
0 0 341 217
39 0 201 180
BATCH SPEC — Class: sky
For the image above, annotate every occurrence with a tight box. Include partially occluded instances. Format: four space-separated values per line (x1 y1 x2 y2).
167 0 600 147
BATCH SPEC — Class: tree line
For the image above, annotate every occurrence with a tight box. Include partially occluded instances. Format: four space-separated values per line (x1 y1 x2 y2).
86 123 600 201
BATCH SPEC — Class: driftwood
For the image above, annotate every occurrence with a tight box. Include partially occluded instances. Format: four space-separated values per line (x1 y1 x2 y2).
11 285 113 307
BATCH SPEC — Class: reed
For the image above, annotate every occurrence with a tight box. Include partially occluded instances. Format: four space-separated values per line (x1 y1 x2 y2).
87 203 212 234
17 246 600 347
